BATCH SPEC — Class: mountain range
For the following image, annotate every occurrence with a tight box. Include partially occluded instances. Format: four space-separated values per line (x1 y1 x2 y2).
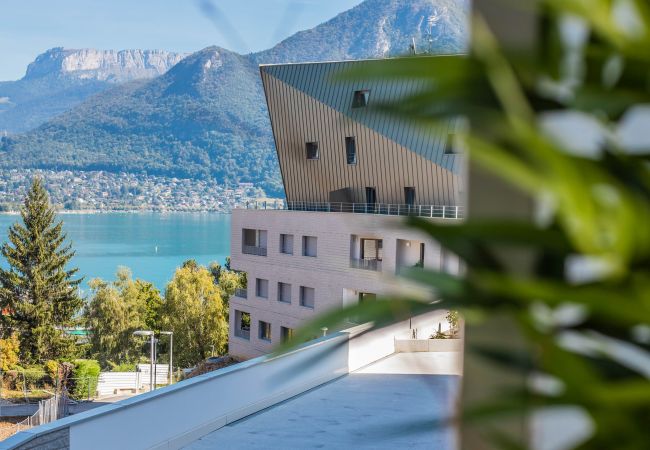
0 0 468 196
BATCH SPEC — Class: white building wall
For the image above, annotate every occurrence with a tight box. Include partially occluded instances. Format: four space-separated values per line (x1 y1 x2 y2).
229 209 458 360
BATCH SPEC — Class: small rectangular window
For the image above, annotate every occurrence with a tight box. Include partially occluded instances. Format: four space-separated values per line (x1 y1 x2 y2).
345 137 357 165
445 133 457 155
302 236 317 257
359 292 377 303
278 282 292 303
256 278 269 298
306 142 319 160
259 321 272 341
352 90 370 108
281 326 294 343
300 286 315 309
235 310 250 340
280 234 294 255
404 187 416 206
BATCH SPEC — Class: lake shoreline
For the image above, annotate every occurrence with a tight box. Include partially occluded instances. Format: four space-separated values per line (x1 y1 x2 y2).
0 210 233 216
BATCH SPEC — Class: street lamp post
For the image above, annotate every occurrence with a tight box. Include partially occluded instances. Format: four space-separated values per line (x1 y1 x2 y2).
160 331 173 385
133 330 154 392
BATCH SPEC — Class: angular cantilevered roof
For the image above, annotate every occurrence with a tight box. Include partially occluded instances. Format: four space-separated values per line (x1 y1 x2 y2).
261 59 462 175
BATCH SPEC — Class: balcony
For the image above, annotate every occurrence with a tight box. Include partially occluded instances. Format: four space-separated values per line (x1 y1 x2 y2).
242 245 267 256
350 258 382 272
234 327 250 340
244 201 463 219
234 288 248 299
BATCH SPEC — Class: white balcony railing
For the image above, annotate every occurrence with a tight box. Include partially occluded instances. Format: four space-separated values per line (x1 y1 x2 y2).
242 245 267 256
244 201 463 219
350 258 382 272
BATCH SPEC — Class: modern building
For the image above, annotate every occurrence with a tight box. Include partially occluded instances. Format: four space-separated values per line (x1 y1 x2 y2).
229 59 464 360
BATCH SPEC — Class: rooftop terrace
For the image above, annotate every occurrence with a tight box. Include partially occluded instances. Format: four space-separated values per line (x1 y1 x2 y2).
188 352 461 450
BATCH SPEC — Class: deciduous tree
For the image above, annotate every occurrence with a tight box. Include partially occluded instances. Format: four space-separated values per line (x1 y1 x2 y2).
160 261 228 367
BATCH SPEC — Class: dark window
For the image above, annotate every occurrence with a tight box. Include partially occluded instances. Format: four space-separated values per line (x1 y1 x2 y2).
256 278 269 298
300 286 315 308
302 236 317 257
359 292 377 303
281 326 294 343
419 243 425 268
345 137 357 165
280 234 294 255
365 187 377 212
235 310 251 340
404 187 416 206
306 142 319 160
278 282 292 303
259 321 272 341
352 90 370 108
445 133 457 155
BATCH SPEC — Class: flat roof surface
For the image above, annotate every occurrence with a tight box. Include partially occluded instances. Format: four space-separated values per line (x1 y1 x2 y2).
185 352 461 449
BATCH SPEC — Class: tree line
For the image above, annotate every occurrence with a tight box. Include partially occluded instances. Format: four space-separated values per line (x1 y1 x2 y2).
0 178 243 376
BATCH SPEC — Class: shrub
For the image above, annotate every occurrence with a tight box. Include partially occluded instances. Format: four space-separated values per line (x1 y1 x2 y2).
0 334 20 372
16 368 47 391
108 362 136 372
44 360 60 385
71 359 100 399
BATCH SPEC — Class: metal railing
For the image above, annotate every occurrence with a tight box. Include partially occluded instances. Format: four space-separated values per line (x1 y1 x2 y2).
350 258 383 272
235 327 250 340
244 201 463 219
234 288 248 299
242 245 267 256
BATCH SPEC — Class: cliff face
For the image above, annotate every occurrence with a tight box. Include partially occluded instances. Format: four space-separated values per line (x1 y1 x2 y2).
24 48 188 83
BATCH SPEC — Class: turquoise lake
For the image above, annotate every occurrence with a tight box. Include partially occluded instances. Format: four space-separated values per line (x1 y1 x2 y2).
0 213 231 295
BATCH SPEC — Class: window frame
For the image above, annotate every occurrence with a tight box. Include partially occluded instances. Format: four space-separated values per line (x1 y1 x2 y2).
258 320 272 342
277 282 292 304
255 278 269 299
302 236 318 257
345 136 357 165
300 286 315 309
352 89 370 108
305 141 320 160
280 233 294 255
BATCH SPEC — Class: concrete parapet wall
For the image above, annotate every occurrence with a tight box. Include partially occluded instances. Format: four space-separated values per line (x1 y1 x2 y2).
395 338 463 353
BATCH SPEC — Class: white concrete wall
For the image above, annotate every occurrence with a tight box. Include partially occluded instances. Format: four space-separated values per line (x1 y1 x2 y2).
229 209 456 359
5 335 349 450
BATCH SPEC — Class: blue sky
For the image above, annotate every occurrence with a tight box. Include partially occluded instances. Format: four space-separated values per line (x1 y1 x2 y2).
0 0 363 80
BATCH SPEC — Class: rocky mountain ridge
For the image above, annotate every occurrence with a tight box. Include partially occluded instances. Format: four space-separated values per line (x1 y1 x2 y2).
1 0 469 195
24 48 188 82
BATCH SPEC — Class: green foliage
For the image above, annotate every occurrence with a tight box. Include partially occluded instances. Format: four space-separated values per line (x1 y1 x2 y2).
0 177 83 363
107 361 137 372
306 2 650 448
71 359 100 399
84 267 162 369
160 260 228 367
0 333 20 372
44 360 59 384
209 259 246 312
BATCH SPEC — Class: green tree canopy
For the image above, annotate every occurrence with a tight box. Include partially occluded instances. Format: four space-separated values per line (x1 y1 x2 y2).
84 267 162 369
160 261 228 367
0 177 82 362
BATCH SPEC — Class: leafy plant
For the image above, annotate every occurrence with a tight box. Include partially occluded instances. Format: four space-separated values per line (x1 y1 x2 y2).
71 359 100 400
289 1 650 448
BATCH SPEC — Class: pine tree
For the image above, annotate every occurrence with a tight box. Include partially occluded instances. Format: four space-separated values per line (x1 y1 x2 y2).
0 178 83 362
